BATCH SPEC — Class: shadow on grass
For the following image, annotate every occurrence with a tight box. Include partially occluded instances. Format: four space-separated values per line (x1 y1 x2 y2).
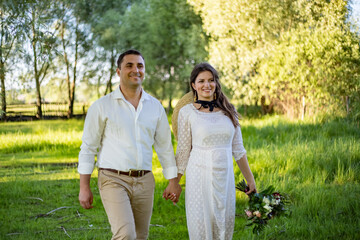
0 176 190 240
0 177 111 240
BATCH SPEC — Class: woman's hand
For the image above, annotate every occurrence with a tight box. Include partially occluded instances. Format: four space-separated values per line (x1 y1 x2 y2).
246 181 257 195
236 154 256 195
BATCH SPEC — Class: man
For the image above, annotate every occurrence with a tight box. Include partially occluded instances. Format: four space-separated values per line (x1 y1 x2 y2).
78 49 182 240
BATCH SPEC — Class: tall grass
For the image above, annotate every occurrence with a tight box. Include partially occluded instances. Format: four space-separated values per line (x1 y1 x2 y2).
6 103 88 116
234 116 360 239
0 116 359 239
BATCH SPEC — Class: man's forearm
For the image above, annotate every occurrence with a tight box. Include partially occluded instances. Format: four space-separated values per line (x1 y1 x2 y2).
79 174 94 209
80 174 92 189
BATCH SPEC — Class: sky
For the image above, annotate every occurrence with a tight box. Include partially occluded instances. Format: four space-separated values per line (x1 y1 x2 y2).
351 0 360 25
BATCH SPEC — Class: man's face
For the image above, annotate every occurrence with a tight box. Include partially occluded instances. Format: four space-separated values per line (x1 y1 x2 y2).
117 54 145 88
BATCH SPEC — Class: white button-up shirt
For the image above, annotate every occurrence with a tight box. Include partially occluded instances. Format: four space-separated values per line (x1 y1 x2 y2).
78 87 177 179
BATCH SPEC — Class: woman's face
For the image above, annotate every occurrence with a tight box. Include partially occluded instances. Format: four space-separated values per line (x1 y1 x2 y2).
192 71 216 101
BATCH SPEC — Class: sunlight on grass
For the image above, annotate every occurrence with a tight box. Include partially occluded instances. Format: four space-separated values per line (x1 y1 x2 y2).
1 116 359 239
1 131 82 153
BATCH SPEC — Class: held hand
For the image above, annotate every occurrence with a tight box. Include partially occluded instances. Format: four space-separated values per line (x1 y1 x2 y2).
79 187 94 209
163 178 182 205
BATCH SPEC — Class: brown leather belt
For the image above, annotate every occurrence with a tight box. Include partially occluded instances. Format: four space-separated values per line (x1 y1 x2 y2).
99 168 151 177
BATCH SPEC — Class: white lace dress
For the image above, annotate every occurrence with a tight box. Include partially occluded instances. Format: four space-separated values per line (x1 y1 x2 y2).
176 104 247 240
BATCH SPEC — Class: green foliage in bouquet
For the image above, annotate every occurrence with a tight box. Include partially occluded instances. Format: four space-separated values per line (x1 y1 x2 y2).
236 179 291 234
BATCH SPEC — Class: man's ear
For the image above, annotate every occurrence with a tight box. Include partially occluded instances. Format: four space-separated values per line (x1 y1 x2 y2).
116 68 121 77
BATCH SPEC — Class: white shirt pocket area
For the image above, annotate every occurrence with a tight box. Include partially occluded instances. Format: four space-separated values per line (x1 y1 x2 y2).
103 118 123 138
136 111 158 144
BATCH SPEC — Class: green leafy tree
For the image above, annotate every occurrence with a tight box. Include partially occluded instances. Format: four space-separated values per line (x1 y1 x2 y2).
253 0 360 118
74 0 135 96
75 0 207 109
24 1 59 119
58 1 91 118
188 0 296 104
118 0 208 111
0 1 28 120
189 0 360 118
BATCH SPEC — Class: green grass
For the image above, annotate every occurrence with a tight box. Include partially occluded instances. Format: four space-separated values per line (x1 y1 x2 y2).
0 116 359 239
6 103 88 116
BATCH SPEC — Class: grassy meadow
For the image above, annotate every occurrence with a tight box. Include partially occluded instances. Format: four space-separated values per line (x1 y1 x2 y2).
6 103 88 117
0 116 359 239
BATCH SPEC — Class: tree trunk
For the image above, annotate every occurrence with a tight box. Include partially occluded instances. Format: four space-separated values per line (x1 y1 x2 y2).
35 72 42 119
301 96 306 120
260 95 274 115
0 60 6 121
97 75 101 99
161 79 167 105
67 19 79 118
104 50 115 95
0 10 17 121
0 12 6 121
61 18 72 118
260 96 266 115
167 94 172 114
31 9 42 119
345 96 350 116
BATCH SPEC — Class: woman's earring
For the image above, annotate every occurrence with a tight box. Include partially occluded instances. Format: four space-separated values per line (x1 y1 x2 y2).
214 92 217 100
194 91 198 102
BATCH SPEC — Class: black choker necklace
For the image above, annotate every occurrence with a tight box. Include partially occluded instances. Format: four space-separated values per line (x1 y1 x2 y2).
195 100 218 112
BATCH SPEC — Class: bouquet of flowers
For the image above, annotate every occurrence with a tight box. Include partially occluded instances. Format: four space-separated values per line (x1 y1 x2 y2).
236 179 290 234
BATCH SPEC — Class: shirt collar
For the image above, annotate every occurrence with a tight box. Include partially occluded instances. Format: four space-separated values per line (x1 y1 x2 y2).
112 86 150 101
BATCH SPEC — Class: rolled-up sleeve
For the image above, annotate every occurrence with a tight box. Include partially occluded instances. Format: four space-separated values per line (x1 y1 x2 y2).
78 102 105 174
232 126 247 161
153 108 177 179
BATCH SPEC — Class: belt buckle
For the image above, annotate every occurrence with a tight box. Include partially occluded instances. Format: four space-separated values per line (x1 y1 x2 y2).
135 170 143 177
129 169 144 177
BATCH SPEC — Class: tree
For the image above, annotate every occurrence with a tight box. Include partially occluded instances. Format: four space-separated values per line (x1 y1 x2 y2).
74 0 207 109
25 1 59 119
116 0 208 112
189 0 360 118
188 0 296 103
253 0 360 118
74 0 135 96
0 1 28 121
58 1 91 118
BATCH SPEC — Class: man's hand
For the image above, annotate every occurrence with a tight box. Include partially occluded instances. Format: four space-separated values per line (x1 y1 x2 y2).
79 174 93 209
79 187 93 209
162 178 182 205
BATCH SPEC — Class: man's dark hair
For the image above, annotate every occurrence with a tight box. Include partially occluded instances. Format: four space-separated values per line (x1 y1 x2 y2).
117 49 145 69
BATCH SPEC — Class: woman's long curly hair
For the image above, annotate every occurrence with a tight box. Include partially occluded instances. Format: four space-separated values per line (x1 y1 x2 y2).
190 62 239 128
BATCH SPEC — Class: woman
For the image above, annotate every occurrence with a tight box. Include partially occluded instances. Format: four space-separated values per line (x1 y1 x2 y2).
175 63 256 239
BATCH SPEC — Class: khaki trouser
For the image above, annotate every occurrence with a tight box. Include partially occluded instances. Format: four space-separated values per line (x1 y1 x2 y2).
98 169 155 240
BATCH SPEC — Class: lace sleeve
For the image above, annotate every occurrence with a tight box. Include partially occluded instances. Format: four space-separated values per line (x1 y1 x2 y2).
175 107 192 174
232 126 247 161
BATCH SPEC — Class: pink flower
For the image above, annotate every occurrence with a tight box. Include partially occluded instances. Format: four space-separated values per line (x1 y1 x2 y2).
254 211 261 218
245 210 253 217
